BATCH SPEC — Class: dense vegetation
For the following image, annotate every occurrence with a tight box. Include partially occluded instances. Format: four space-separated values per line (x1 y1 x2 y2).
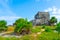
0 20 7 32
0 26 60 40
14 18 32 35
0 16 60 40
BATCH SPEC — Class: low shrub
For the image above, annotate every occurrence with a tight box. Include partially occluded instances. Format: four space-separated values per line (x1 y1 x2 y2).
45 27 52 32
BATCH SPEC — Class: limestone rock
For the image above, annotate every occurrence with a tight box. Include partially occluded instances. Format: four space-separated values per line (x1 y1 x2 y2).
31 12 50 26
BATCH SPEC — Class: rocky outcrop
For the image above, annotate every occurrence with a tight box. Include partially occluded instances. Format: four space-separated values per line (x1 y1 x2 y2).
31 12 50 26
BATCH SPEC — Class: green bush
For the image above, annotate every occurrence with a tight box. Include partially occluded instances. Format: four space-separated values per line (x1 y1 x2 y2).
14 18 32 34
45 27 52 32
42 25 46 29
0 20 7 32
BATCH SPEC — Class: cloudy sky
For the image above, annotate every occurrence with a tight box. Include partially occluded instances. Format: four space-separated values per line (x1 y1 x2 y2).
0 0 60 25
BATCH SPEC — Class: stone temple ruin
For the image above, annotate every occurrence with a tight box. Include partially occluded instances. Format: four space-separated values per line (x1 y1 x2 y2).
31 12 50 26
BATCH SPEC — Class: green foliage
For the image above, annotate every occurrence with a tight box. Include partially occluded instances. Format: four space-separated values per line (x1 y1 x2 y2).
37 32 58 40
50 17 57 23
0 20 7 32
55 22 60 40
50 16 57 25
0 20 7 26
42 25 46 29
56 22 60 33
0 31 59 40
45 27 52 32
14 18 32 33
0 26 60 40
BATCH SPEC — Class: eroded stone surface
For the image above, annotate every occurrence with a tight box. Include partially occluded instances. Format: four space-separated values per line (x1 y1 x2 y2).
31 12 50 26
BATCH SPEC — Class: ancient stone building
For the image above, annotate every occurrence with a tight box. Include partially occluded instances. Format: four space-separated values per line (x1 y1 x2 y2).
31 12 50 26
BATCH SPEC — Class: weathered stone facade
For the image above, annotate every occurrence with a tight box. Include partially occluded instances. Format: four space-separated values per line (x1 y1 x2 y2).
31 12 50 26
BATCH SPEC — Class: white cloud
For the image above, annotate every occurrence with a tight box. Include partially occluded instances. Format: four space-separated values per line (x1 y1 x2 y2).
52 6 57 14
0 16 21 21
44 6 60 15
51 15 60 18
44 6 60 22
44 10 49 12
44 8 52 12
48 8 52 11
0 16 21 25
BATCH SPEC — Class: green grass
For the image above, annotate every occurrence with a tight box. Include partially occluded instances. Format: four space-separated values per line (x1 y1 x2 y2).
31 26 41 33
0 26 60 40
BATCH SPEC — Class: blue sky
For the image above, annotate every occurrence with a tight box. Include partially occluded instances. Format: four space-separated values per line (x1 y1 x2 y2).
0 0 60 25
